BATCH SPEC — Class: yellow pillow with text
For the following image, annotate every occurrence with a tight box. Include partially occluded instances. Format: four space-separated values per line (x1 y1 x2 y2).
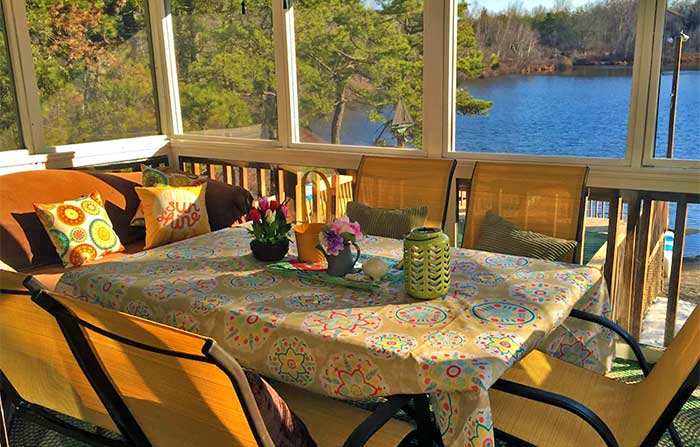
135 184 211 249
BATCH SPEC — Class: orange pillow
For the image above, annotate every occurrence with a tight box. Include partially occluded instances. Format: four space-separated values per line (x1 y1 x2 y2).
135 184 211 249
34 192 124 267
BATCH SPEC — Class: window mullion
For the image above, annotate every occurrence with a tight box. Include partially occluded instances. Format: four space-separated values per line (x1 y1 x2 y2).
423 0 453 158
149 0 182 138
273 0 298 148
2 0 44 153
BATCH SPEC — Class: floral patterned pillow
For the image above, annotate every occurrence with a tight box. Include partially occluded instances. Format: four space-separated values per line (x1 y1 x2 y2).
130 165 207 226
34 192 125 268
135 184 211 249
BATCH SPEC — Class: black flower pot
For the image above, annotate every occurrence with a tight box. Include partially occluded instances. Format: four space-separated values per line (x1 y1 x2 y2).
250 239 289 262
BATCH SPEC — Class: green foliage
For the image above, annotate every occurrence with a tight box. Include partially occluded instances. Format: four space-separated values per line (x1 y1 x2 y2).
249 206 292 244
24 0 158 147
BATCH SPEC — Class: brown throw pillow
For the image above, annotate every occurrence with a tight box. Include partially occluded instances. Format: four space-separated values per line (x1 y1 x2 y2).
346 201 428 239
244 371 317 447
476 211 577 261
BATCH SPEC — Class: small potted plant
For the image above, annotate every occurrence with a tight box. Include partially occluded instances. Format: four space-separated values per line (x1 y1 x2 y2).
248 198 292 261
317 216 363 276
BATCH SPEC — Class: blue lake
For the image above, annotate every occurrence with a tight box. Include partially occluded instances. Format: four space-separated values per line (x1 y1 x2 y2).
311 67 700 256
459 68 699 257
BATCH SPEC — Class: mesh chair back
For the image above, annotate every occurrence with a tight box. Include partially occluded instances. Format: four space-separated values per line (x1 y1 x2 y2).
0 271 116 433
625 307 700 446
354 156 457 229
30 290 274 447
462 162 588 263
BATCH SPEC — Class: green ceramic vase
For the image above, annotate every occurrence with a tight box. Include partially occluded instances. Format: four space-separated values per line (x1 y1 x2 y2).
403 227 451 299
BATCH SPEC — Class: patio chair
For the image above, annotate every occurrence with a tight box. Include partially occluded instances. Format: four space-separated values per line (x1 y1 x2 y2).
461 161 588 263
354 155 457 230
0 271 422 447
489 307 700 447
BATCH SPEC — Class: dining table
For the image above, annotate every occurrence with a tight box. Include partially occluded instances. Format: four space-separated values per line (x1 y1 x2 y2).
56 226 615 447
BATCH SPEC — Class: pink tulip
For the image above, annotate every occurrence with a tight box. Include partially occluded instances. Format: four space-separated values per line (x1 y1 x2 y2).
258 197 269 211
280 204 289 218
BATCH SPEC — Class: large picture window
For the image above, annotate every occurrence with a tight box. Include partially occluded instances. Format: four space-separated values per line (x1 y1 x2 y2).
293 0 424 148
26 0 159 146
171 0 278 140
454 0 639 158
653 0 699 160
0 4 21 151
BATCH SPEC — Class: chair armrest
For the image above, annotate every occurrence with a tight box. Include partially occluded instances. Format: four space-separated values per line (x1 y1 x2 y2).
23 275 47 296
491 379 619 447
569 309 651 375
342 395 412 447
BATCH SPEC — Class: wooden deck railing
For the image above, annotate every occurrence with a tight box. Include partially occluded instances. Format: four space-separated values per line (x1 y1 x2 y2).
178 156 699 346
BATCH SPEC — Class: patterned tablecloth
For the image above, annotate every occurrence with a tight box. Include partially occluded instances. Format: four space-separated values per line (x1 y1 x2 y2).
56 227 614 447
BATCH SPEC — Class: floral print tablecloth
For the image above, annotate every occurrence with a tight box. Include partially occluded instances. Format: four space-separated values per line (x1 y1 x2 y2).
57 227 614 447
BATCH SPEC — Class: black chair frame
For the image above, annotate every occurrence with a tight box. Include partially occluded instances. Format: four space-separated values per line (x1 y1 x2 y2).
4 280 445 447
492 309 698 447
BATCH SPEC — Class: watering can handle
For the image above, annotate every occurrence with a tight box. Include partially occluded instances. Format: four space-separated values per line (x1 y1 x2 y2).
300 169 333 223
350 242 361 267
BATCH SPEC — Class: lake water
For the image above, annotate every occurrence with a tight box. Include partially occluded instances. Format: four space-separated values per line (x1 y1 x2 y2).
459 68 699 257
311 68 700 256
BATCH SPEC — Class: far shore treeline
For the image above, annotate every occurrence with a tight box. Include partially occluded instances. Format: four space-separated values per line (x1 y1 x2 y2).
0 0 698 150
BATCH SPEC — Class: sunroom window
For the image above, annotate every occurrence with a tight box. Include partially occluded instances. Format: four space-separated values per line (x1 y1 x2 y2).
25 0 159 146
293 0 424 149
653 0 699 160
170 0 278 140
454 0 639 158
0 3 21 151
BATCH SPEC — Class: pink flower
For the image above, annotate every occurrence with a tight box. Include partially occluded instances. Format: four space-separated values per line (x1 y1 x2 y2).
248 208 261 223
258 198 269 211
269 200 279 211
280 204 289 218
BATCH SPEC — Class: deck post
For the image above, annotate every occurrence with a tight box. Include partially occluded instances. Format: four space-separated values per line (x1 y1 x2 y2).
664 199 688 346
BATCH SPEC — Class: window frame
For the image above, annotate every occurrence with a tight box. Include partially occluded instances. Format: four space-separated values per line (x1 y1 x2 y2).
0 0 167 164
640 0 700 169
442 0 650 168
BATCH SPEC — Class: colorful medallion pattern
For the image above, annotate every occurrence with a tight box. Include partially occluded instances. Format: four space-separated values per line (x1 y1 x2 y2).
426 331 465 349
124 301 153 319
285 292 335 311
225 305 286 351
85 274 135 310
321 352 387 398
191 294 232 315
483 254 529 269
244 291 280 303
418 352 492 392
468 300 543 329
475 331 527 366
144 276 217 301
303 309 382 338
365 333 417 358
469 271 506 286
165 311 200 333
227 272 277 290
166 246 215 260
510 282 570 304
554 271 594 291
390 304 451 327
267 336 316 386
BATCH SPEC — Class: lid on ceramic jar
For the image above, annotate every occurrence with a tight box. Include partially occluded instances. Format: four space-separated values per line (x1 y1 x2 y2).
405 227 443 241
